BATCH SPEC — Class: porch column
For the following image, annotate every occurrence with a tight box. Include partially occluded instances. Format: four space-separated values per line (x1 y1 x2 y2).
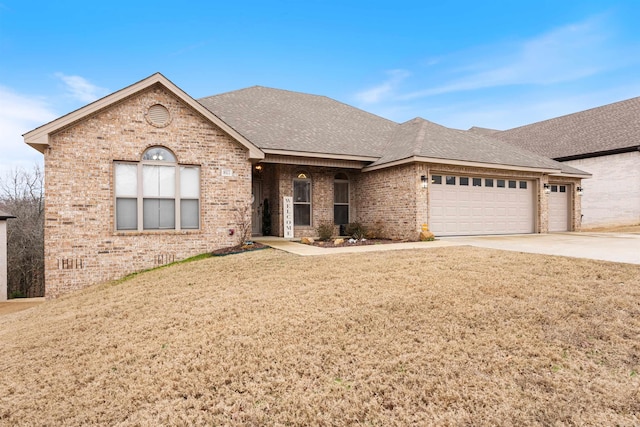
0 210 16 301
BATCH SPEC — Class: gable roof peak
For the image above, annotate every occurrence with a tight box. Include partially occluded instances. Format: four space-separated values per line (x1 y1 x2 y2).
23 72 264 159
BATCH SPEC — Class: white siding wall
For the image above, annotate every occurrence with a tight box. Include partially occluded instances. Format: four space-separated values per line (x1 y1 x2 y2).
565 151 640 228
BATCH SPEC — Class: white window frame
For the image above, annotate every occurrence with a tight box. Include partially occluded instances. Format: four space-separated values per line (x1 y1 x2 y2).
114 147 200 232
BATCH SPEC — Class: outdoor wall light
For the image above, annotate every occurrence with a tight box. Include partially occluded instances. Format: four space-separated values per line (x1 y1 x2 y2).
421 175 428 189
577 186 584 196
255 164 263 171
543 183 551 194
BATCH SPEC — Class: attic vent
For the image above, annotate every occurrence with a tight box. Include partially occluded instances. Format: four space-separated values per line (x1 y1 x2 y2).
147 104 171 127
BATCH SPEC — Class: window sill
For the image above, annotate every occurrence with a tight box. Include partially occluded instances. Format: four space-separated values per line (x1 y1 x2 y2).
114 229 202 236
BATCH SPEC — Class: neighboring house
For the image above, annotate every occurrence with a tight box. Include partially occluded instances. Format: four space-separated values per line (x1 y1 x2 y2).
0 209 16 301
24 73 589 298
484 97 640 229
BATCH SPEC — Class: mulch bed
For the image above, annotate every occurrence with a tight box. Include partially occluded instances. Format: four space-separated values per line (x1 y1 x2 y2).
211 242 269 256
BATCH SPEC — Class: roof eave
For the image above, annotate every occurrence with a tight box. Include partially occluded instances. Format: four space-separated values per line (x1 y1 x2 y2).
23 73 265 160
261 148 378 162
555 145 640 162
362 156 562 174
550 171 592 179
27 141 48 154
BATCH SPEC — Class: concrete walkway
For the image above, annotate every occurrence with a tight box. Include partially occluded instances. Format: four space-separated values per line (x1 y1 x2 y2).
253 236 458 256
254 232 640 265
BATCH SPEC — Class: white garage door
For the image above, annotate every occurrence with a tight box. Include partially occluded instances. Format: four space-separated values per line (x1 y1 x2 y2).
548 184 570 232
430 175 535 236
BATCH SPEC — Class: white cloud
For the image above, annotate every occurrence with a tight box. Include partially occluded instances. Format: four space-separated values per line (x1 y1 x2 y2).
55 73 108 103
401 15 630 100
0 87 57 175
354 69 410 104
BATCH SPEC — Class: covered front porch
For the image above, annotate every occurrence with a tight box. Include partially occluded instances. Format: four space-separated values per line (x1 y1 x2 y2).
250 162 361 238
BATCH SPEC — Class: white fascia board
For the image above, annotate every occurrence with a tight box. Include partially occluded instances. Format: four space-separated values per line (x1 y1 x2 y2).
362 156 561 174
550 172 592 179
262 149 378 162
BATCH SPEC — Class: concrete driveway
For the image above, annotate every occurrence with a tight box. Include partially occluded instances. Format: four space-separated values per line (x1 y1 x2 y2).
441 232 640 265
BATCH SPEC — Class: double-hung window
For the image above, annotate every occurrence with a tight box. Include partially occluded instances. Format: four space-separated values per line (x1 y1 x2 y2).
115 146 200 231
293 173 311 226
334 173 349 225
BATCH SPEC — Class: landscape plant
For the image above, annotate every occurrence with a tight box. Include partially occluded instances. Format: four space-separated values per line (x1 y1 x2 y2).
316 220 334 241
233 200 253 245
345 221 367 239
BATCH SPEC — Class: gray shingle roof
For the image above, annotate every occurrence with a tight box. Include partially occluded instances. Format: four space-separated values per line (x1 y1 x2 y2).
199 86 587 175
467 126 498 136
199 86 396 157
491 96 640 159
371 118 586 175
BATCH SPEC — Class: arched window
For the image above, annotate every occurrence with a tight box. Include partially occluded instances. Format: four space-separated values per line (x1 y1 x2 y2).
334 173 349 225
141 146 176 162
114 146 200 231
293 172 311 226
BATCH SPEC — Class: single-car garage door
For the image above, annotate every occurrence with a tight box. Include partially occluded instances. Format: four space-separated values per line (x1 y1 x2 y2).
548 184 570 232
430 174 535 236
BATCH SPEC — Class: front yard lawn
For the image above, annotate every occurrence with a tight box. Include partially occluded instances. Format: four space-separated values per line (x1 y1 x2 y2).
1 247 638 425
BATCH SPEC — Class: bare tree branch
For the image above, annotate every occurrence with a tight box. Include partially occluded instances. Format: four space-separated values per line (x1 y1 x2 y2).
0 165 45 298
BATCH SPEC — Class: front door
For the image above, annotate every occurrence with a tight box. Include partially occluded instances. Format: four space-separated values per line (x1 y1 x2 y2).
252 181 263 236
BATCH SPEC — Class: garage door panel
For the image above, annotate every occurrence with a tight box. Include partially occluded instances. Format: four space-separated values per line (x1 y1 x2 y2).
430 175 534 236
549 185 570 232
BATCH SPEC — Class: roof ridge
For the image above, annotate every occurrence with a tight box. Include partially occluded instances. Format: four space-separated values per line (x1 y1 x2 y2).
199 86 399 127
412 118 429 156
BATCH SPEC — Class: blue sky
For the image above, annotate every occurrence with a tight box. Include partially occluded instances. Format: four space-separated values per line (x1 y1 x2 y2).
2 0 640 175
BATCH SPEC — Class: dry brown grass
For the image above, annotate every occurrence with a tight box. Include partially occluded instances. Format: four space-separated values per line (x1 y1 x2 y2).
1 247 639 426
582 223 640 233
0 300 43 316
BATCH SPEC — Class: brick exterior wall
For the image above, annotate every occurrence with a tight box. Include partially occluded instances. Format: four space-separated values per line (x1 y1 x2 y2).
355 164 423 240
565 152 640 228
259 162 583 241
43 84 251 298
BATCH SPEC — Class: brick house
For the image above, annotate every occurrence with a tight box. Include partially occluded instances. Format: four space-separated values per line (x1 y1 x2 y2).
484 98 640 229
24 73 589 298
